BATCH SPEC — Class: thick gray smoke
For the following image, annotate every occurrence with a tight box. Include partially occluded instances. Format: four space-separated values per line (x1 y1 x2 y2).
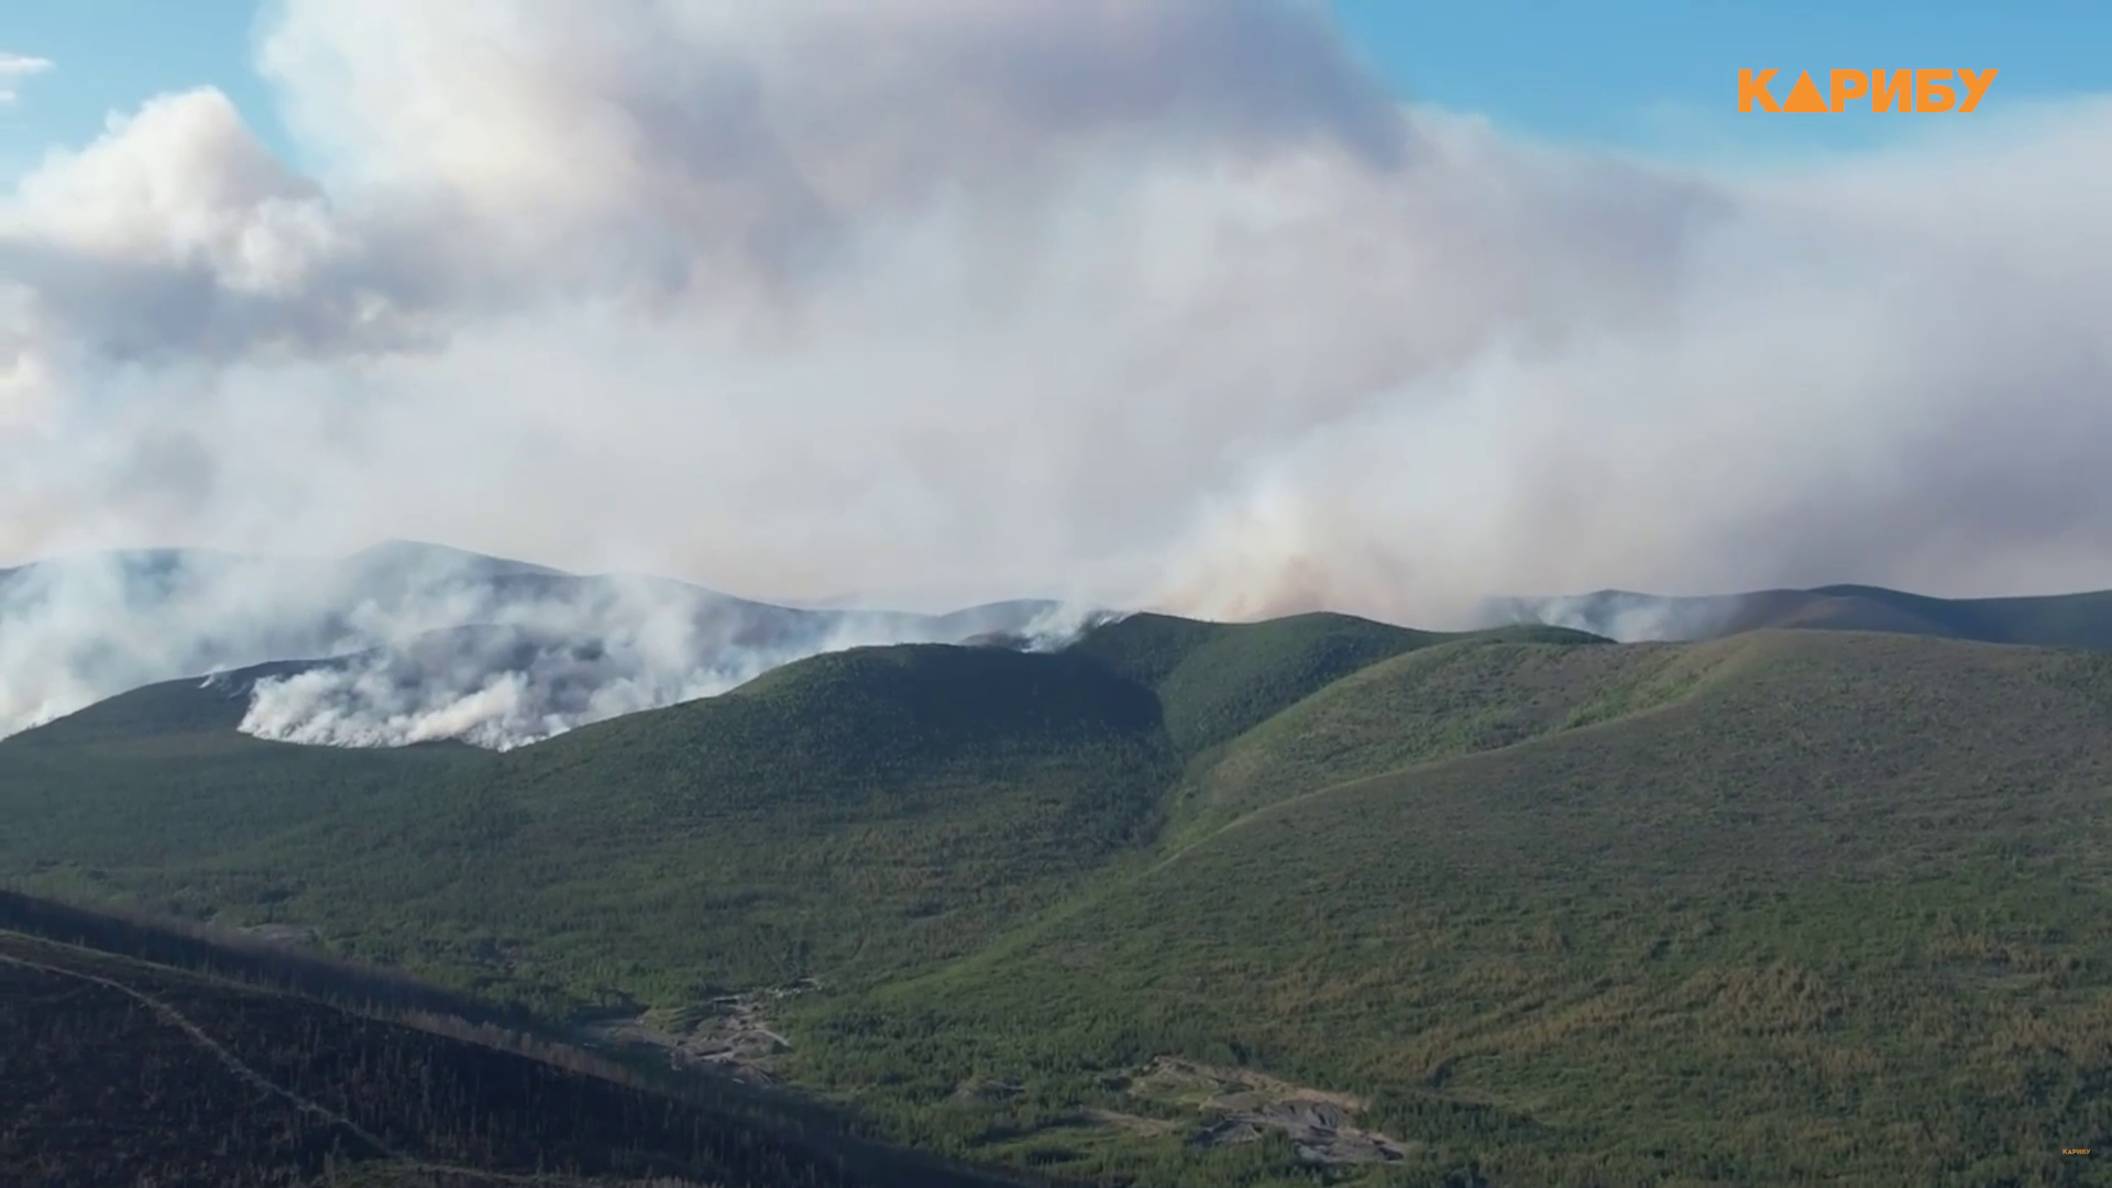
0 542 1081 747
0 548 358 733
240 603 1097 749
5 2 2111 666
1477 591 1749 643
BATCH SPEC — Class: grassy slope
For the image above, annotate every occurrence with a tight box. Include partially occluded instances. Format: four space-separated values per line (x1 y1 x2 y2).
1164 632 1714 839
795 631 2112 1185
8 617 2112 1184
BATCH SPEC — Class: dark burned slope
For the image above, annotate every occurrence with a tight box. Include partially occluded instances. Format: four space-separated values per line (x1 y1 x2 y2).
0 894 1030 1188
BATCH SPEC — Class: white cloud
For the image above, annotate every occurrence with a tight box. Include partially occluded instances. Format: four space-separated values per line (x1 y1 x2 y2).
1 88 412 361
0 51 53 104
0 53 52 73
2 0 2110 652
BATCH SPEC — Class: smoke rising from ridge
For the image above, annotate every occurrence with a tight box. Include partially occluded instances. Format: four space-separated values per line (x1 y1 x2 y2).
5 0 2112 731
234 610 1085 751
0 543 1083 746
1476 591 1750 644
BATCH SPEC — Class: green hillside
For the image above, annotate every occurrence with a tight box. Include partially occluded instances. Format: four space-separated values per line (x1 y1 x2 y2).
372 642 1175 1003
792 631 2112 1185
1165 632 1719 838
1073 611 1444 755
1 642 1176 1009
6 616 2112 1185
0 666 483 895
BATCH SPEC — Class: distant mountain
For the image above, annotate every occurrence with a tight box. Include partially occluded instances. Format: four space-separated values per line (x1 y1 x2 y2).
0 540 1070 746
1485 582 2112 648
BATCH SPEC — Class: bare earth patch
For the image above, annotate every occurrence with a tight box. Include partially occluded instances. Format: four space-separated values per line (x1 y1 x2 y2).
238 922 322 947
585 978 819 1083
1124 1056 1413 1165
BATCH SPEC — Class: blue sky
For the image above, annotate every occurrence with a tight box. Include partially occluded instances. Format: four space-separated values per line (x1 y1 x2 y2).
1335 0 2109 156
4 0 2106 182
1 1 286 179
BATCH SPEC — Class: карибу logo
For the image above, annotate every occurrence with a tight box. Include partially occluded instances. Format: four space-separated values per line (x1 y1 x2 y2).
1739 69 1996 113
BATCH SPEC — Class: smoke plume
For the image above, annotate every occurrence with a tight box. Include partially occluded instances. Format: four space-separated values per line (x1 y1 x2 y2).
1 542 1072 746
4 1 2111 741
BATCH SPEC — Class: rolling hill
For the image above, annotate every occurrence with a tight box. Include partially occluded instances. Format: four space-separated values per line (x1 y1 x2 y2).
1490 583 2112 649
809 629 2112 1184
5 609 2112 1184
0 636 1179 1006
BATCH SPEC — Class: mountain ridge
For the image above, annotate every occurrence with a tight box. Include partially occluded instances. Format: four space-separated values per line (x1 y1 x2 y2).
1487 581 2112 649
10 572 2112 1183
0 541 1076 747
